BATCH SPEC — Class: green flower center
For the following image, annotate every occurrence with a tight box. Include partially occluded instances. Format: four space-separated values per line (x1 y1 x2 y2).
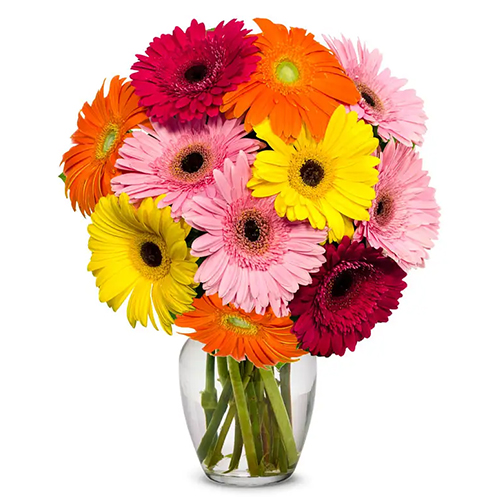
226 315 254 330
276 60 300 84
102 129 118 154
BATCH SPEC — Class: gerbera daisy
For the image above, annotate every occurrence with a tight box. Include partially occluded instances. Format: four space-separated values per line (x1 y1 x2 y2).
130 19 260 123
290 237 407 357
248 106 380 242
87 193 198 334
61 76 149 216
176 294 306 368
354 141 440 270
220 18 360 143
324 36 427 147
112 116 262 219
183 151 326 317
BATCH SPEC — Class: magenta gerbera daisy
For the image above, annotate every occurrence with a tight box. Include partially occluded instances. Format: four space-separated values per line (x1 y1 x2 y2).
354 141 440 270
290 237 407 357
131 19 260 123
111 116 262 219
183 151 327 317
324 36 427 147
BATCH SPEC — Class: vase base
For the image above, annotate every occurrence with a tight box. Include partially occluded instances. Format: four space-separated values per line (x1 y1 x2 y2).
205 471 294 487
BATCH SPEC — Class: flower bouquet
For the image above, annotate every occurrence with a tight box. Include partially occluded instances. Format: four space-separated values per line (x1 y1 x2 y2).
60 18 439 485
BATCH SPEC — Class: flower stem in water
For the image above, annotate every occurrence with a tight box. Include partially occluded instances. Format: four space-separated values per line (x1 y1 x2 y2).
228 357 260 476
259 367 299 467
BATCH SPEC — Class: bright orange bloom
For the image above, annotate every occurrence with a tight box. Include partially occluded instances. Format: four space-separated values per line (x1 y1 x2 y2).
61 76 150 216
220 18 360 143
176 294 306 368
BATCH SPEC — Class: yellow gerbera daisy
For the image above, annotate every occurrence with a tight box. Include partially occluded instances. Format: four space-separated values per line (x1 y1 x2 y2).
247 106 380 242
87 193 198 334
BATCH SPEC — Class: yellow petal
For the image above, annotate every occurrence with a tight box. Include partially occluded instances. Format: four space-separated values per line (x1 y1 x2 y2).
255 150 290 167
254 119 293 157
274 195 288 217
294 203 309 220
127 278 152 328
169 240 187 261
327 190 371 220
251 182 285 198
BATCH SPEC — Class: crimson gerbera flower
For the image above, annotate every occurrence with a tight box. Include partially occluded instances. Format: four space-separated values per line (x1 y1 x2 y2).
290 237 407 357
131 19 260 123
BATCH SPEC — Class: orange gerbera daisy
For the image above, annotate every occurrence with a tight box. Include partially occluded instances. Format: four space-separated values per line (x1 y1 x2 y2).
61 76 150 216
220 18 360 143
176 294 306 368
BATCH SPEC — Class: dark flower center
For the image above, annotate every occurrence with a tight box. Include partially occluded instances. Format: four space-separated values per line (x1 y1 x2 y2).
330 269 354 297
140 242 162 267
374 193 394 226
184 64 208 83
300 160 324 187
356 82 384 113
181 152 205 174
361 91 376 108
376 200 385 216
244 219 261 242
235 209 271 255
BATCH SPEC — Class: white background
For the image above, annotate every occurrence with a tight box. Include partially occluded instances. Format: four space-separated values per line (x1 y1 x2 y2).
1 1 499 498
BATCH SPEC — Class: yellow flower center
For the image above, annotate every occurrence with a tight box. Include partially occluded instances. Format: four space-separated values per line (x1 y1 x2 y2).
276 60 300 84
96 123 121 160
130 233 171 281
221 314 259 336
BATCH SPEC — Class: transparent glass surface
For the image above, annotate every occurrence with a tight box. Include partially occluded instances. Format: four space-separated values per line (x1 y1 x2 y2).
179 339 317 486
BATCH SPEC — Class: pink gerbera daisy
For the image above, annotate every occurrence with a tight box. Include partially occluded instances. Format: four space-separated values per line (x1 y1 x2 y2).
183 151 327 317
290 237 407 357
354 141 440 270
111 116 261 219
131 19 260 123
324 36 427 146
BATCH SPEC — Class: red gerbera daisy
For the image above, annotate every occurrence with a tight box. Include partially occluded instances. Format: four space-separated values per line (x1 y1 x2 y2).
131 19 260 123
289 237 407 357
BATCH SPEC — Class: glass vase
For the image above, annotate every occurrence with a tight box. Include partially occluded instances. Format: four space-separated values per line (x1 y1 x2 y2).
179 339 317 486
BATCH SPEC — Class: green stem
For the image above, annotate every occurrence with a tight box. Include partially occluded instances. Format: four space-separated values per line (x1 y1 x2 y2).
259 367 299 467
227 357 260 476
201 354 217 428
217 356 229 385
197 380 232 462
205 361 254 468
278 439 289 473
246 378 263 464
199 361 253 468
226 415 243 473
261 398 271 467
206 404 236 468
270 398 280 467
280 364 292 423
